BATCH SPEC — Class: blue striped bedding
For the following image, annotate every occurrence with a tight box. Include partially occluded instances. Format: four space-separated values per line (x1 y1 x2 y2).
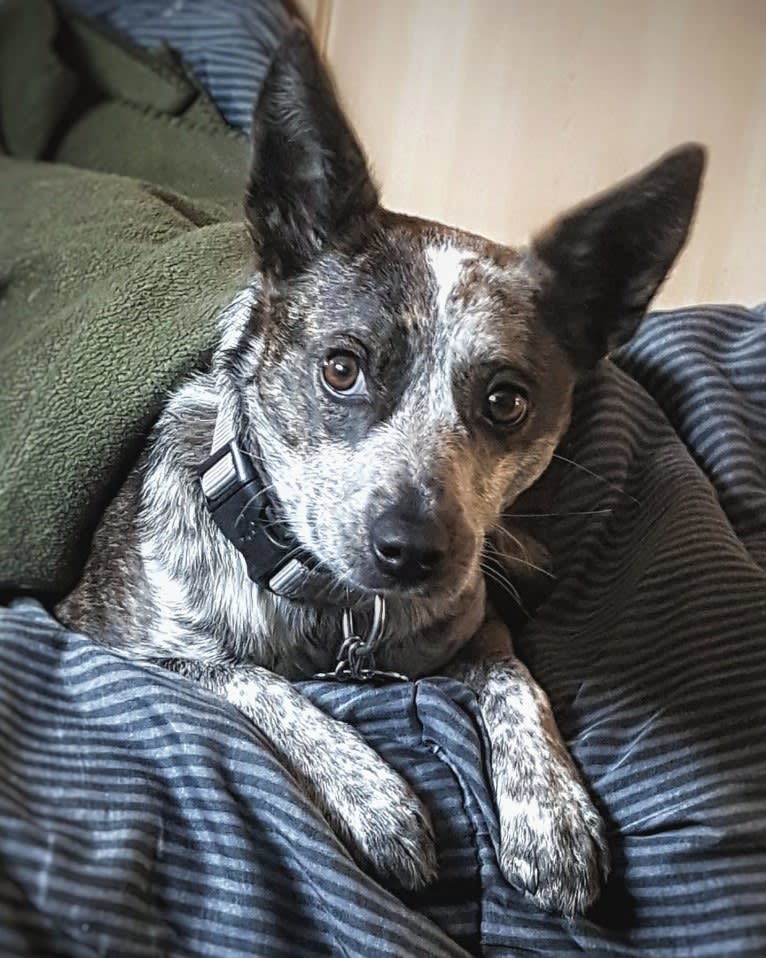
3 308 765 957
5 2 766 955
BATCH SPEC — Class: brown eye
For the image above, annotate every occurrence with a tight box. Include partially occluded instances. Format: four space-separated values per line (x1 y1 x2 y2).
322 351 367 397
486 385 529 427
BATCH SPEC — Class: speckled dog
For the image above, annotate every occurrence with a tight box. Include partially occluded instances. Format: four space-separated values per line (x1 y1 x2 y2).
58 28 704 915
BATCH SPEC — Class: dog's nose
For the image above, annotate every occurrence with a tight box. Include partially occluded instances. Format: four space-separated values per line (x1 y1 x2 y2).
370 507 448 584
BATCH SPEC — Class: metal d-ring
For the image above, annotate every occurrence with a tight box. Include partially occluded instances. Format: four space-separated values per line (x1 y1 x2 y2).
342 593 387 657
313 595 407 683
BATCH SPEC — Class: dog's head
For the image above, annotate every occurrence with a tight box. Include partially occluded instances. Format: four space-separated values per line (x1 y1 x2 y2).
216 29 704 610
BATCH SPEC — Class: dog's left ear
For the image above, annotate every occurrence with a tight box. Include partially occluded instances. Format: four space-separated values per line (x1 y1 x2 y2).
245 27 379 278
531 144 706 367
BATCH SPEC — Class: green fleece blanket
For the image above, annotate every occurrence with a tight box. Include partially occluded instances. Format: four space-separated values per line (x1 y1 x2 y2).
0 1 254 595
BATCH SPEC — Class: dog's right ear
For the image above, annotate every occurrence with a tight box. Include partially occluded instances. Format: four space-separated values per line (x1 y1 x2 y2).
530 144 705 369
245 27 379 278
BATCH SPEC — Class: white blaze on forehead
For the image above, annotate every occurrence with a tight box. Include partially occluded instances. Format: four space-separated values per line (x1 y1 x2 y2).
426 244 503 367
426 244 471 318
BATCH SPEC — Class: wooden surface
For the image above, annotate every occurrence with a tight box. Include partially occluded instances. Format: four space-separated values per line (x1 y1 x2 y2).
308 0 766 307
293 0 332 48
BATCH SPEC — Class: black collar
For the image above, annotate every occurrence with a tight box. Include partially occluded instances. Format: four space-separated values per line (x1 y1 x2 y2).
198 423 338 605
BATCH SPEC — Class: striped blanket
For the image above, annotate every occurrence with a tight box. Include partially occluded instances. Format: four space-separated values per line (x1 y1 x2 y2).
5 2 766 955
2 304 765 957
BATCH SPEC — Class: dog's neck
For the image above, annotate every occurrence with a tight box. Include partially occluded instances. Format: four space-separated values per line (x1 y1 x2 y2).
199 407 343 607
135 373 486 680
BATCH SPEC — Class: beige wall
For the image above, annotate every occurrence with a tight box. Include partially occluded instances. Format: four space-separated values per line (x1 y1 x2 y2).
298 1 765 307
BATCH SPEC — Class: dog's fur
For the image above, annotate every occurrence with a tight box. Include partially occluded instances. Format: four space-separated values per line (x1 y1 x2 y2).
57 29 704 915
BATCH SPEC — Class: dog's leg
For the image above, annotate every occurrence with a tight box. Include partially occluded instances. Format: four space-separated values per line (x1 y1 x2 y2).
448 615 608 915
160 659 437 890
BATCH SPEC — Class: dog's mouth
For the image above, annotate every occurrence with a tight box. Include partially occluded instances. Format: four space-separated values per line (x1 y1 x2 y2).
322 545 482 609
339 570 449 601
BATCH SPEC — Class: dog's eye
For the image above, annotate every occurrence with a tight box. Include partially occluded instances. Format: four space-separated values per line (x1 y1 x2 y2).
485 384 529 427
322 351 367 397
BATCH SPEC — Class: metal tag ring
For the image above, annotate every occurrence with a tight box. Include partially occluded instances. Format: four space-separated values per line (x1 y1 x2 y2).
342 594 386 653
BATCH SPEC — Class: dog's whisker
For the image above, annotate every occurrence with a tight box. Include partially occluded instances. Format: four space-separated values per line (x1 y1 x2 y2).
491 526 532 564
481 541 506 562
507 556 557 580
484 537 556 581
552 454 641 506
233 483 277 525
257 518 297 540
500 509 614 519
277 545 304 566
311 562 373 616
481 566 520 606
480 561 531 618
479 555 521 599
231 442 270 466
497 559 555 581
318 566 346 605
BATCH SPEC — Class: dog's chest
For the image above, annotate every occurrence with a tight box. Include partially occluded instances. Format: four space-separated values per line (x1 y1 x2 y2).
142 541 475 681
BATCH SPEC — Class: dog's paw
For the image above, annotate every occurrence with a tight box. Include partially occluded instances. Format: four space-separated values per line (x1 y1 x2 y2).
338 767 439 891
224 669 438 891
461 655 609 915
496 764 609 916
302 720 438 891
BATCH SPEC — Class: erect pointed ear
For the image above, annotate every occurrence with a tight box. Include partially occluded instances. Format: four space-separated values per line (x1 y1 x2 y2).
531 144 706 368
245 26 379 278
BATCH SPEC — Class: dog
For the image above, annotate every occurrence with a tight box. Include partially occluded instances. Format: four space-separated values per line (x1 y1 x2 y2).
56 27 704 916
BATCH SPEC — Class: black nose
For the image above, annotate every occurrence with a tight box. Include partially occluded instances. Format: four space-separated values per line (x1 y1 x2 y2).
370 507 449 584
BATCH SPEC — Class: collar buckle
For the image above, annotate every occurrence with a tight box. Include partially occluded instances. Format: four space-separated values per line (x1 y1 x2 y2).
199 439 301 594
199 428 339 605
